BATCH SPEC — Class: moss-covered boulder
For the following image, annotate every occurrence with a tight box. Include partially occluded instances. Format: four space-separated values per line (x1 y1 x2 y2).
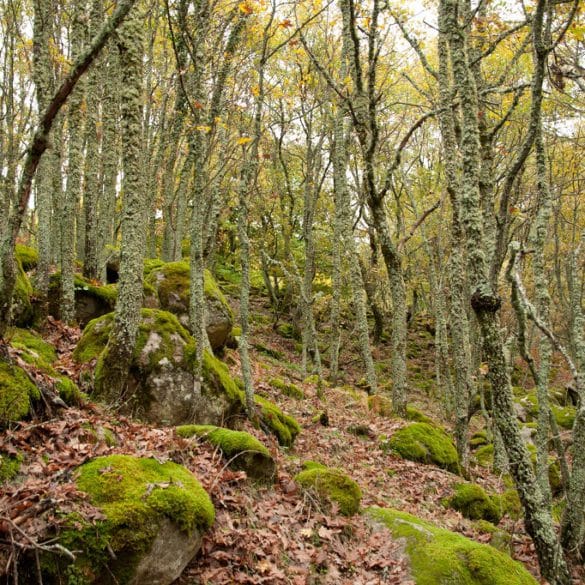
387 423 460 474
0 359 40 424
8 327 84 407
447 483 501 524
74 309 244 426
48 272 118 327
11 260 34 327
15 244 39 272
48 454 214 585
146 261 234 350
514 389 576 430
177 425 276 483
0 452 21 483
294 463 361 515
366 507 537 584
255 394 300 446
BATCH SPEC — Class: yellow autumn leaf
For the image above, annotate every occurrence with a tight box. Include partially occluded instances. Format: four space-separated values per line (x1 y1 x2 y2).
238 1 254 14
195 125 211 133
251 85 260 97
237 136 253 145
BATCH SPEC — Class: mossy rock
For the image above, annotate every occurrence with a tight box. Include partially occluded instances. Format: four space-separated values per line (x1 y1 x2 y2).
295 465 361 515
12 260 34 327
0 452 22 484
47 454 214 584
0 359 40 424
146 262 233 350
177 425 276 483
269 377 304 399
515 390 575 430
406 406 433 425
470 431 489 450
447 483 501 524
8 327 57 368
366 507 538 584
48 272 118 327
74 309 244 426
8 327 83 407
255 394 300 446
491 489 522 521
15 244 39 271
474 444 494 468
388 423 460 474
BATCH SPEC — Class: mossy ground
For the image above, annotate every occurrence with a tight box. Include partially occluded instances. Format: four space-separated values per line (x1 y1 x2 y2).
52 455 215 583
269 377 304 399
388 423 460 474
368 395 433 424
294 465 362 516
447 483 501 524
366 507 538 585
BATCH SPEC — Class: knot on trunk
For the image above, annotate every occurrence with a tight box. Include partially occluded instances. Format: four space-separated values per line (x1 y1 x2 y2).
471 288 501 313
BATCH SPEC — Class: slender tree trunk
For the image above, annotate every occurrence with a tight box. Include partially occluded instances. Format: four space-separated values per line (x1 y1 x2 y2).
94 4 145 400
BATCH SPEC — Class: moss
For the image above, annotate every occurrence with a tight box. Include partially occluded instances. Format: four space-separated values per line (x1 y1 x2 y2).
0 452 22 483
295 466 361 515
0 360 40 423
448 483 501 524
176 424 270 457
491 489 522 520
302 460 326 471
276 323 297 339
515 390 575 430
269 377 304 399
406 406 433 424
176 425 275 483
146 261 233 320
8 327 57 368
56 377 84 406
253 342 284 360
255 394 301 447
470 431 489 449
389 423 460 474
15 244 39 271
143 258 166 277
366 507 538 585
49 272 118 308
12 261 34 326
475 444 494 468
57 455 214 583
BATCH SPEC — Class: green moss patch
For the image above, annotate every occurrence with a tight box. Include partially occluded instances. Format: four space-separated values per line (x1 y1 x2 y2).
269 377 304 399
0 360 40 423
515 390 576 430
8 327 57 368
295 465 361 515
0 452 22 483
366 507 537 585
388 423 460 474
447 483 501 524
177 425 275 483
255 394 300 447
55 455 214 582
12 261 33 327
15 244 39 271
368 395 433 424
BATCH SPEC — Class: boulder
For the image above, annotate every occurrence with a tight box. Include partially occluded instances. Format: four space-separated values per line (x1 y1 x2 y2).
0 359 40 425
146 261 233 350
177 425 276 483
385 422 460 474
294 462 361 515
74 309 244 426
47 454 215 585
366 507 537 584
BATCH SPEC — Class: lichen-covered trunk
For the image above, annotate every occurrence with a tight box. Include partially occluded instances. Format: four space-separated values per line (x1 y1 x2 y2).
441 0 569 580
82 0 103 281
331 109 377 392
61 8 86 324
94 5 145 400
32 0 56 322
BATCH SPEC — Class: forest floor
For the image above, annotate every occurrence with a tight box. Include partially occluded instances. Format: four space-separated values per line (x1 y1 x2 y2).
2 293 577 584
